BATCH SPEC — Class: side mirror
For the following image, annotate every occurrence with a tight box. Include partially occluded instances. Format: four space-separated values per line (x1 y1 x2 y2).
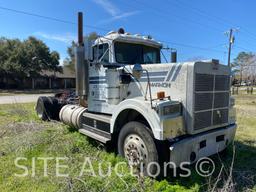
132 63 143 79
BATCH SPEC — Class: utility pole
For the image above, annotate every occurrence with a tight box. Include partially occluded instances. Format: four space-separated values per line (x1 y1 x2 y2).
225 28 238 67
227 29 233 67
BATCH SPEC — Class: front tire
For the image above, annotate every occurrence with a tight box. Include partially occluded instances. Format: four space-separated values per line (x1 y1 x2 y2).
118 121 159 176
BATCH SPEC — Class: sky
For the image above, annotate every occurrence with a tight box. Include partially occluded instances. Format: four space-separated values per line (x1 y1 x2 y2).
0 0 255 65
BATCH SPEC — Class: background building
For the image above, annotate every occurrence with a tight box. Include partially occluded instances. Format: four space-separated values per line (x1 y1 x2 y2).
0 66 75 89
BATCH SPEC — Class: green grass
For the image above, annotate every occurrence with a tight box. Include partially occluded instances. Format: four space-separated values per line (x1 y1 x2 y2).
0 96 255 191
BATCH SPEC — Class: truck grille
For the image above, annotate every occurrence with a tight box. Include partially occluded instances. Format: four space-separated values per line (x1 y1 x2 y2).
194 73 230 130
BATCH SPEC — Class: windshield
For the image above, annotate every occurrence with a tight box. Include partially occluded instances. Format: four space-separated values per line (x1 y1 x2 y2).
114 42 160 64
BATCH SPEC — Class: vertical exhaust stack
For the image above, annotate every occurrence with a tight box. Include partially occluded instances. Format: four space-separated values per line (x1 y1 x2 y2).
171 49 177 63
75 12 88 106
78 12 84 46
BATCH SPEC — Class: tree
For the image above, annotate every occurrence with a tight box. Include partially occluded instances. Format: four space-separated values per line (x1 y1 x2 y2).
0 36 62 89
64 32 98 71
232 52 256 85
0 36 61 79
23 37 62 76
63 41 77 72
0 38 23 77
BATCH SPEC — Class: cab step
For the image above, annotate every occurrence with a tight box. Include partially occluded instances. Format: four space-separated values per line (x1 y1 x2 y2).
79 111 112 143
79 128 111 143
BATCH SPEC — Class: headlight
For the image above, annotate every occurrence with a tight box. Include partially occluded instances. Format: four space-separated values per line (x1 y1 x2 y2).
162 104 181 116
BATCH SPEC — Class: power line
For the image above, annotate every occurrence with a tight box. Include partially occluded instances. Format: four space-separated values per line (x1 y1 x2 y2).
240 28 256 42
122 0 256 52
0 5 226 54
0 6 110 32
120 0 256 45
159 40 225 53
167 0 256 46
234 46 252 52
130 0 224 32
2 2 254 54
169 0 231 28
206 43 227 49
169 0 256 42
100 34 225 53
236 37 256 48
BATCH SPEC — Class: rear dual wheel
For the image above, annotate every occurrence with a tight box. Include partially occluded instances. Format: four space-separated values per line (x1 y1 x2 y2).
118 121 159 176
35 96 62 121
36 96 51 121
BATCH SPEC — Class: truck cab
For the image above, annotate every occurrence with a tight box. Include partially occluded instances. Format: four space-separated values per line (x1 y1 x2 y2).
88 30 163 114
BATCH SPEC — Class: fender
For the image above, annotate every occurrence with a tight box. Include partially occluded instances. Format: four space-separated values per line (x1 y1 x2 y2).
110 98 163 140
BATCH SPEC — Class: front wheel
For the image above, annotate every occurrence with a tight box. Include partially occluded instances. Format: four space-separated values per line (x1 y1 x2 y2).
118 121 159 176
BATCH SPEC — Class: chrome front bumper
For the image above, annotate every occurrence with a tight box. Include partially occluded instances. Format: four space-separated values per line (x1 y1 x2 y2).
169 124 237 166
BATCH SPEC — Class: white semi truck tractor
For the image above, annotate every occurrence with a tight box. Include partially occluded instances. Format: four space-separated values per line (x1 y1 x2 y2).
36 12 237 175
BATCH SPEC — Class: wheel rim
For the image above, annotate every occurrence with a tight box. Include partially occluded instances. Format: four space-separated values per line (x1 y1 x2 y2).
123 134 148 169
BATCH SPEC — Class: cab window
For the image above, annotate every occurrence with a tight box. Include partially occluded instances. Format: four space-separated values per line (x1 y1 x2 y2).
93 43 109 63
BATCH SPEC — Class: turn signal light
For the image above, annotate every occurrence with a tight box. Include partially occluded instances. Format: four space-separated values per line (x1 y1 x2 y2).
157 91 165 100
